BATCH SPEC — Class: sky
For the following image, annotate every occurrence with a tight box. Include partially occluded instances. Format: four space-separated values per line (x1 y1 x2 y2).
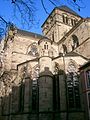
0 0 90 35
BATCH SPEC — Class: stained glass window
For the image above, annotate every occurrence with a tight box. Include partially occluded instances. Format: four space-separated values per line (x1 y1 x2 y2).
86 70 90 87
67 61 81 109
27 42 38 56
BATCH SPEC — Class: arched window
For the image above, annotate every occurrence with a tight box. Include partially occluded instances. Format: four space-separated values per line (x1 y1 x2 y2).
19 80 25 112
62 15 65 23
32 64 39 111
71 19 74 26
67 60 81 109
71 19 78 26
86 70 90 87
62 14 68 24
44 42 48 49
72 35 79 50
27 42 38 56
66 16 68 24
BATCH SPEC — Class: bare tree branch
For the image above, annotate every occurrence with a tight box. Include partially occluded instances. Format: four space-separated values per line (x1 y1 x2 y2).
0 0 85 35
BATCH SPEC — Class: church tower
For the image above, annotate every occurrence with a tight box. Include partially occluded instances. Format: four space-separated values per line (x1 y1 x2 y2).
42 6 81 43
38 37 53 72
38 37 53 119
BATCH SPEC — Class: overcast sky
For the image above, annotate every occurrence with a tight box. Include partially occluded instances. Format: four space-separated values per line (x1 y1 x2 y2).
0 0 90 34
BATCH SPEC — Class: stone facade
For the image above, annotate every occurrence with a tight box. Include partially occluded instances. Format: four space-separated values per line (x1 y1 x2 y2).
0 5 90 120
79 61 90 120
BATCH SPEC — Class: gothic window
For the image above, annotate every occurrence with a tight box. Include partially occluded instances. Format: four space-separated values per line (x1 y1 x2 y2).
66 17 68 24
67 61 81 109
72 35 79 50
32 64 39 80
71 19 74 26
32 84 37 111
74 19 77 25
27 42 38 56
71 19 77 26
44 42 48 49
53 75 60 111
62 15 65 23
20 65 27 79
19 81 25 112
32 64 39 111
62 44 67 54
88 92 90 109
86 70 90 87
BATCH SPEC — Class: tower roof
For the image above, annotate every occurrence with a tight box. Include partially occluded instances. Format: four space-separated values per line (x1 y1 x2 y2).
42 5 81 27
58 5 80 17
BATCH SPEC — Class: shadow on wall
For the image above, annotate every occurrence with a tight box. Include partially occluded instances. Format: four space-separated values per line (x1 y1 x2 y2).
0 67 85 120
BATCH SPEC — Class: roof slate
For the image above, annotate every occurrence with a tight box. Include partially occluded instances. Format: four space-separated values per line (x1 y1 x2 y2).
58 5 80 17
17 29 44 38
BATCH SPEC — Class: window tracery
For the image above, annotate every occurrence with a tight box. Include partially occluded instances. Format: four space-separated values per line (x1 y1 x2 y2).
27 42 38 57
67 60 81 109
86 70 90 87
20 65 27 80
32 64 39 111
32 64 40 81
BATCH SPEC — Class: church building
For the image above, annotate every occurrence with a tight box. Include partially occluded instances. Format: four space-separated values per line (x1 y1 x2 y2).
0 5 90 120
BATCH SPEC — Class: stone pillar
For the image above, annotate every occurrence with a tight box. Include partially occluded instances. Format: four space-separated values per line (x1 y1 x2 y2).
24 77 32 112
58 70 67 120
11 85 20 113
38 67 53 120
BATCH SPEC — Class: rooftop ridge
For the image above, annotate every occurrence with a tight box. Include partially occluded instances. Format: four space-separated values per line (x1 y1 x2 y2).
58 5 81 17
17 29 44 38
